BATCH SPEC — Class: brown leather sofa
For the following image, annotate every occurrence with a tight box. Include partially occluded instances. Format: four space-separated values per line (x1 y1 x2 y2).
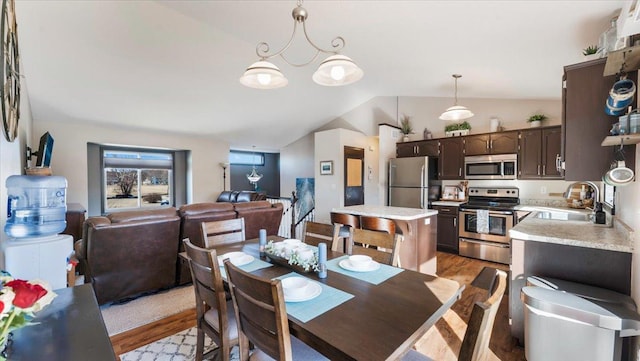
234 201 282 239
216 190 266 203
78 208 181 305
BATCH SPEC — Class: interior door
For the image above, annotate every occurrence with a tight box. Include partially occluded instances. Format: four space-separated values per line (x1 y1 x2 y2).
344 146 364 206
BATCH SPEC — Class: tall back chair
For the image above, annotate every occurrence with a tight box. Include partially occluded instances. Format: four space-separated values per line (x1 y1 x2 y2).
183 239 239 361
201 218 246 248
301 221 340 251
330 212 360 253
224 261 328 361
350 228 399 266
401 270 508 361
360 215 396 235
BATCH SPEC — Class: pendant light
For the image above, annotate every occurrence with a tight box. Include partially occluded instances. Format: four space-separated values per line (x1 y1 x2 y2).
440 74 474 121
239 0 363 89
246 146 263 185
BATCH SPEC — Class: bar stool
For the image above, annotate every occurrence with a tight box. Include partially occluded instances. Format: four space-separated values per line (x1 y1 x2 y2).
360 216 396 235
330 212 360 254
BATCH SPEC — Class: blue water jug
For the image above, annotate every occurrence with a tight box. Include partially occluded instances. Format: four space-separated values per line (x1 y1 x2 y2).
5 175 67 238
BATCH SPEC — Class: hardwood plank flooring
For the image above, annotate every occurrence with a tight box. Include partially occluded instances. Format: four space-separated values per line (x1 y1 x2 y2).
109 252 525 360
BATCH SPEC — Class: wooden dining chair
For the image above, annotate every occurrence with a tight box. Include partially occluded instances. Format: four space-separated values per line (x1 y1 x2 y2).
223 260 329 361
201 218 246 248
401 269 508 361
330 212 360 253
349 227 399 266
360 215 396 235
301 221 340 251
183 239 239 361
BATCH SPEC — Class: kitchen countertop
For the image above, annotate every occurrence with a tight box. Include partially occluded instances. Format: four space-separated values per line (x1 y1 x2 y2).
332 205 438 220
510 206 633 253
431 201 466 207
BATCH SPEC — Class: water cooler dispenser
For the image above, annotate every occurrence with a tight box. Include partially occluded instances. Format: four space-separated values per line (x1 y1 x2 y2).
2 175 72 290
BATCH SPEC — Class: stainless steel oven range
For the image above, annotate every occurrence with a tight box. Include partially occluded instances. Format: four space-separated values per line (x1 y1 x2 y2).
458 187 519 264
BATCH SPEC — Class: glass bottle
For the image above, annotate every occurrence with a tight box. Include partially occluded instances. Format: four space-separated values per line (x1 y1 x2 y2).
599 17 618 57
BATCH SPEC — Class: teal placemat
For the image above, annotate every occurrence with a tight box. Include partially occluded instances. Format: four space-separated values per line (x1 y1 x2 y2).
326 255 404 285
275 273 354 323
220 257 273 280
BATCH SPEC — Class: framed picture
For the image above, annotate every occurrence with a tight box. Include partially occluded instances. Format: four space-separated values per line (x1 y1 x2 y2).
319 160 333 175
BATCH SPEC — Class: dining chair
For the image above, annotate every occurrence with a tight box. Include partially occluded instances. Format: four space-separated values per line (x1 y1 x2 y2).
360 215 396 235
201 218 246 248
183 239 239 361
349 227 399 266
330 212 360 253
401 269 508 361
301 221 340 251
223 260 329 361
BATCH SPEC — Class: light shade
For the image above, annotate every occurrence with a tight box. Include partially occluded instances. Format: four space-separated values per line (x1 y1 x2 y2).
247 167 263 183
439 105 475 121
312 55 363 86
239 61 288 89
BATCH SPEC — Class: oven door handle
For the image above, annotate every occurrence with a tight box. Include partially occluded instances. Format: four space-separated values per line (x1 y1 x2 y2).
459 238 510 248
459 209 515 216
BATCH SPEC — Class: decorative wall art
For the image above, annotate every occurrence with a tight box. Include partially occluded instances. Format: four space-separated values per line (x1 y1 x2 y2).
295 178 315 222
319 160 333 175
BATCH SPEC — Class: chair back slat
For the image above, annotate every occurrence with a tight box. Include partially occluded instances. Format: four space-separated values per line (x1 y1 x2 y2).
201 218 246 248
458 269 508 361
330 212 360 228
360 215 396 235
351 228 399 266
302 221 338 250
225 261 292 361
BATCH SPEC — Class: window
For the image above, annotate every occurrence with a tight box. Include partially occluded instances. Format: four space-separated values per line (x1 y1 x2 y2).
103 149 173 211
230 150 264 166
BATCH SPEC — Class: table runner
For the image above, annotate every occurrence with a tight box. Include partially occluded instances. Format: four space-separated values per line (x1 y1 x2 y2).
326 255 404 285
219 257 273 280
276 272 354 323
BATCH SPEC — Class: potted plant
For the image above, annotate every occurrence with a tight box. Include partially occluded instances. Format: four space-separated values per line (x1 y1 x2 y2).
583 45 600 61
444 121 471 137
400 115 413 141
527 114 547 128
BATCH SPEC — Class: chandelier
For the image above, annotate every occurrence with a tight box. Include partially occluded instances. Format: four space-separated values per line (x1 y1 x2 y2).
439 74 474 121
246 147 263 185
239 0 363 89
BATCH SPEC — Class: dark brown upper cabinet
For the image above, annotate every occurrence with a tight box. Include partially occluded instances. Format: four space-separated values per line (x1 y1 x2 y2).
518 126 563 179
396 140 439 158
563 58 635 180
439 137 465 179
465 131 519 156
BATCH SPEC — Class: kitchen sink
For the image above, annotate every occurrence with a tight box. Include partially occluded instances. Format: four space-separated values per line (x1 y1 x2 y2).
534 211 591 222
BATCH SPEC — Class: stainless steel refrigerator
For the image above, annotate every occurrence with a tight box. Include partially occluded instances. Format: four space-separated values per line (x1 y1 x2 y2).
388 157 440 209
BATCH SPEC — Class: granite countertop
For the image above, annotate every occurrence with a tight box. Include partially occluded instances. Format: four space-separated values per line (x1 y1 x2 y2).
510 207 633 253
331 205 438 221
431 201 466 207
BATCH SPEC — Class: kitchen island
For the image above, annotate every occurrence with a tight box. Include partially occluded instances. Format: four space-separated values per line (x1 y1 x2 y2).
508 208 634 345
331 205 438 275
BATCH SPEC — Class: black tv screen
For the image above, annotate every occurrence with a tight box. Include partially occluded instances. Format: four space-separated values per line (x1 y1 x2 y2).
35 132 54 167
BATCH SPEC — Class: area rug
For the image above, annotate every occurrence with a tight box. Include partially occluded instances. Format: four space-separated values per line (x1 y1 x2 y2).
101 285 196 336
120 327 238 361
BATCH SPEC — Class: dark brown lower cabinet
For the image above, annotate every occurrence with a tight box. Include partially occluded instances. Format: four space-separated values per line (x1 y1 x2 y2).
435 205 458 254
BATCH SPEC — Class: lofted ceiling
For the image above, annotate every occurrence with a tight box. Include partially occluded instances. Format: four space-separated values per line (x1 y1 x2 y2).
15 1 628 151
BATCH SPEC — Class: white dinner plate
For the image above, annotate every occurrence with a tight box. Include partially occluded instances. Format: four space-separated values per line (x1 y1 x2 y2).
284 281 322 302
218 253 254 267
339 259 381 272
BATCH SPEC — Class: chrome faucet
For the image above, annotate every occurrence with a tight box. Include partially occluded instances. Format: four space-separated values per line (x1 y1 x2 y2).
563 181 600 204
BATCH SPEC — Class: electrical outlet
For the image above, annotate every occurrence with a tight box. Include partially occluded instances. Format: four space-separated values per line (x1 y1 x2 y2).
540 186 547 194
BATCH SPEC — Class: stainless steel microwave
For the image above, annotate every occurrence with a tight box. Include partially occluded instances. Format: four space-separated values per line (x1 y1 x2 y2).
464 154 517 180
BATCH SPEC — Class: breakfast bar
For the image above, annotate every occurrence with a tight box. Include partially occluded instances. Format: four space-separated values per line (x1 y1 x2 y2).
331 205 438 275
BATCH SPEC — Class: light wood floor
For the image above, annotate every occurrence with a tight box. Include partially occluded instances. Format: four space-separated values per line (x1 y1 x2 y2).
110 252 525 360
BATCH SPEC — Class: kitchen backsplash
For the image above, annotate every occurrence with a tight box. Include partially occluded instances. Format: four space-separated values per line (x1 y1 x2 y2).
441 179 591 204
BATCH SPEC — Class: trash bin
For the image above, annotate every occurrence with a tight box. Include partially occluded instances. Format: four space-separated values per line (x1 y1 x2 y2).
521 278 640 361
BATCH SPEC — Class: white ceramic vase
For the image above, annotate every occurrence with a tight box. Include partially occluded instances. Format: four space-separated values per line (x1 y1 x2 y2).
529 120 541 128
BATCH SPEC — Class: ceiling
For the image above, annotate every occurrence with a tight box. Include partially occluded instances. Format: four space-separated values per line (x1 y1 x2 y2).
15 1 628 151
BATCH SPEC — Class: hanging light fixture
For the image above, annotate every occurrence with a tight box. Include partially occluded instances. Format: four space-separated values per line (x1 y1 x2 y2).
439 74 474 121
239 0 363 89
246 146 263 186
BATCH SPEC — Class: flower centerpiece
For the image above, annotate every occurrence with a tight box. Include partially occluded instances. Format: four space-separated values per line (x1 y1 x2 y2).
265 240 319 272
0 271 56 359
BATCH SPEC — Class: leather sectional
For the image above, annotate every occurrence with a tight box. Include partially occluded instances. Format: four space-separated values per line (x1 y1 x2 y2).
77 200 283 305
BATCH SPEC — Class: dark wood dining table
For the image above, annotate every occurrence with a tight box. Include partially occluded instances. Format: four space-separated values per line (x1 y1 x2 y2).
211 236 464 361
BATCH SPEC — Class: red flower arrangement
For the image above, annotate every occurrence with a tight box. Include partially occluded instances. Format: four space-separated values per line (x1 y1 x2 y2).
0 272 56 360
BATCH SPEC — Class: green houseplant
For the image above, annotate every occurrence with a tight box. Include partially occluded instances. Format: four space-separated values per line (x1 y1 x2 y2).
583 45 599 56
527 114 547 128
444 121 471 136
400 115 413 141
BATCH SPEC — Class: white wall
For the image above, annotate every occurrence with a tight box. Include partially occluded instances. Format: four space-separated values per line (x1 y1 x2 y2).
280 133 314 198
32 119 229 215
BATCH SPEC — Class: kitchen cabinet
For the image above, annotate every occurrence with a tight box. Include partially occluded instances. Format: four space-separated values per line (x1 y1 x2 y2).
563 58 636 180
396 140 439 158
518 126 562 179
464 131 519 156
435 205 458 254
438 137 465 179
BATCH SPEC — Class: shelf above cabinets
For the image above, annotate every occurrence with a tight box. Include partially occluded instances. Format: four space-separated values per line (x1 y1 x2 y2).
601 134 640 146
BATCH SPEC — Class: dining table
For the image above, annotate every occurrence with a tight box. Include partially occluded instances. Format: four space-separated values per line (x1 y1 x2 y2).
207 236 464 361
